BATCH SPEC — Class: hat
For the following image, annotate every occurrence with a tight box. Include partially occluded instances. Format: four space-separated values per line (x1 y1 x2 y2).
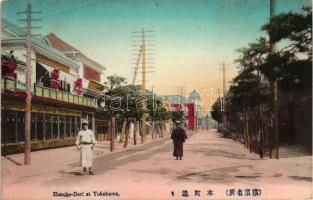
81 119 88 124
175 120 181 125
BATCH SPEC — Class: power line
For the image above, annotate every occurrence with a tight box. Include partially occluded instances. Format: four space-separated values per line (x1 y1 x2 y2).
3 0 106 30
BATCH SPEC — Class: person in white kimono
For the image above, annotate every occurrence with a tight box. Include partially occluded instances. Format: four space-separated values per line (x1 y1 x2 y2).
75 119 96 175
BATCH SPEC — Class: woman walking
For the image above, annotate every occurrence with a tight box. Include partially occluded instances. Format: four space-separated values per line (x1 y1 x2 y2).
171 121 187 160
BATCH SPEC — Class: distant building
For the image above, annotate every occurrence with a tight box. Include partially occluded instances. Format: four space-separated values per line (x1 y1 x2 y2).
188 90 203 129
160 95 188 105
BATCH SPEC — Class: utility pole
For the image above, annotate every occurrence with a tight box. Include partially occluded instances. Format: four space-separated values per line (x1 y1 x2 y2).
176 86 186 104
25 3 32 165
222 62 226 97
269 0 279 159
131 29 155 143
219 62 228 127
18 3 41 165
151 85 155 140
141 28 148 143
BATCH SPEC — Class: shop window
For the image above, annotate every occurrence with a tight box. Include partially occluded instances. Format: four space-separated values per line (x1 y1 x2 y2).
59 116 65 139
31 113 36 141
1 110 16 144
37 113 44 141
76 117 81 133
45 114 52 140
17 111 25 142
65 116 71 138
52 115 58 139
88 114 93 130
71 116 76 137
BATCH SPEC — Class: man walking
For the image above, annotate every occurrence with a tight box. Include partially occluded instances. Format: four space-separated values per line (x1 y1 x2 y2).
171 121 187 160
76 119 96 175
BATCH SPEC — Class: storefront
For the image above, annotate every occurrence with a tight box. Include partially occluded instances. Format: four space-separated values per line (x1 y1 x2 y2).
1 91 95 155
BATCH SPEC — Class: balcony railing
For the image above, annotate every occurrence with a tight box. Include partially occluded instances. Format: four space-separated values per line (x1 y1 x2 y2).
1 77 16 91
1 78 96 107
34 85 96 107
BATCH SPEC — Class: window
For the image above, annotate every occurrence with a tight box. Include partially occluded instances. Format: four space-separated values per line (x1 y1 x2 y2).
17 111 25 142
52 115 58 139
84 66 100 82
1 110 16 143
31 113 37 141
59 116 65 139
37 113 44 140
76 117 81 134
45 114 52 140
71 116 76 138
65 116 71 138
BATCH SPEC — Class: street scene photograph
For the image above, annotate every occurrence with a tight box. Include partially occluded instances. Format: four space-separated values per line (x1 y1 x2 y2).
1 0 312 200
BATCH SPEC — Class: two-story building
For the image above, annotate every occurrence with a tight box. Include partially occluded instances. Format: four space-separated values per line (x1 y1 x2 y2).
1 20 105 154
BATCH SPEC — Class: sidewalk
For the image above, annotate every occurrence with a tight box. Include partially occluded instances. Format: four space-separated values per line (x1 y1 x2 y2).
217 127 312 158
1 132 172 185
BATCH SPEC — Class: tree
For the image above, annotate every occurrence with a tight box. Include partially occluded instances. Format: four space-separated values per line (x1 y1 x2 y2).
227 7 312 158
103 74 127 92
261 7 312 158
101 74 128 151
211 98 222 124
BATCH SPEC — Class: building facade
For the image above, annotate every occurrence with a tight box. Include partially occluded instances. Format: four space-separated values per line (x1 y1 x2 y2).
1 20 105 154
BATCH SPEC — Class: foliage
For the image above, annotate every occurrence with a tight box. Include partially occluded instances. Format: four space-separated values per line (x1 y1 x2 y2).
262 7 312 58
171 111 185 122
103 74 127 92
211 98 222 123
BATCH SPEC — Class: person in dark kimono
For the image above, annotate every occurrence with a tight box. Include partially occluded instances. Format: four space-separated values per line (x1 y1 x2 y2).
171 121 187 160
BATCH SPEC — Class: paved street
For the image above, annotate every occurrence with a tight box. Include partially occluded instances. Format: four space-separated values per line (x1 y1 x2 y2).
2 129 312 200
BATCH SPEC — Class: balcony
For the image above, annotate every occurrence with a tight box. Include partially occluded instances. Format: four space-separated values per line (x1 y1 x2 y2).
1 77 16 91
1 78 96 108
34 85 96 107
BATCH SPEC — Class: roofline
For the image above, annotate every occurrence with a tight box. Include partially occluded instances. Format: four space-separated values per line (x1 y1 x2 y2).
1 38 80 70
65 52 106 71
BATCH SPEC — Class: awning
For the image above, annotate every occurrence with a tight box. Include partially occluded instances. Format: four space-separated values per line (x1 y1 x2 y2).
87 80 105 93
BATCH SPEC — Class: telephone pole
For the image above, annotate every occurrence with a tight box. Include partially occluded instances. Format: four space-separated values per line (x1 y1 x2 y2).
141 28 148 143
219 62 228 127
269 0 279 159
131 29 155 143
18 3 41 165
222 62 226 97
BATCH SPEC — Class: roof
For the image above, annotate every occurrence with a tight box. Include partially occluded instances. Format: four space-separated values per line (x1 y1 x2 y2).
44 33 80 53
1 19 80 70
44 33 106 71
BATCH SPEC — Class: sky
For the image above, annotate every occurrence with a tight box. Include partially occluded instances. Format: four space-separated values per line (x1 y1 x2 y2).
1 0 310 112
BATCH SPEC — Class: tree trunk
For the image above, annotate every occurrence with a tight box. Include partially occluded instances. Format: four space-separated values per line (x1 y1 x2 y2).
124 120 129 148
249 118 253 153
110 117 115 152
152 121 155 140
269 0 279 159
133 121 137 145
270 81 279 159
119 120 127 143
259 107 265 158
139 121 144 143
244 112 250 149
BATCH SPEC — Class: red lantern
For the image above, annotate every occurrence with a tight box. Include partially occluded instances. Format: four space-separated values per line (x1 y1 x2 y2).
74 78 83 95
50 69 59 79
1 60 17 79
50 69 60 89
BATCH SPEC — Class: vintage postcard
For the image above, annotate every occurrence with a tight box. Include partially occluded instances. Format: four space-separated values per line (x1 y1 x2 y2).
1 0 312 200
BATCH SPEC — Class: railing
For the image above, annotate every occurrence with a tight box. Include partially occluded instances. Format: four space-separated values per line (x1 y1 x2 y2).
1 77 16 91
34 85 96 107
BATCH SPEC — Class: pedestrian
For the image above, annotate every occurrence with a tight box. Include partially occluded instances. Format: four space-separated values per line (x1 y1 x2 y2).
75 119 96 175
171 121 187 160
